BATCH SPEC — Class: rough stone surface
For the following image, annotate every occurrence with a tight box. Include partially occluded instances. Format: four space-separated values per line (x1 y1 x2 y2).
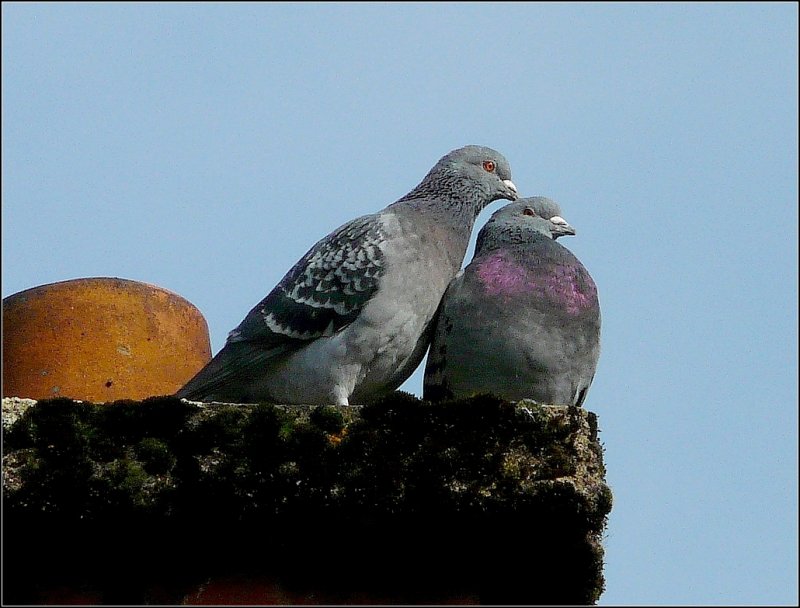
2 393 611 605
1 396 37 430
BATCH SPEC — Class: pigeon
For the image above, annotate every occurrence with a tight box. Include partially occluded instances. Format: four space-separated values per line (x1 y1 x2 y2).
423 197 601 406
177 145 518 405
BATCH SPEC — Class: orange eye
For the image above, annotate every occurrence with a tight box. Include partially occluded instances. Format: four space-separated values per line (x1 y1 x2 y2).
523 207 536 216
482 160 496 172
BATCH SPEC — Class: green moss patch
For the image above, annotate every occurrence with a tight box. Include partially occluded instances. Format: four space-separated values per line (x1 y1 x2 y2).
3 392 611 605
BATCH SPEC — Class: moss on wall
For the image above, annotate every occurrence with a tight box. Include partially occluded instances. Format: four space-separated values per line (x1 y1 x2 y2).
2 392 611 605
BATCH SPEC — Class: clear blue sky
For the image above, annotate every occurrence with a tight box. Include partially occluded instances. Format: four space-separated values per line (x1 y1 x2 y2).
2 2 797 604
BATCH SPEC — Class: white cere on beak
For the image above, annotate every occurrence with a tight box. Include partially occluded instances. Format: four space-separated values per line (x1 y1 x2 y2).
551 216 568 225
502 179 517 193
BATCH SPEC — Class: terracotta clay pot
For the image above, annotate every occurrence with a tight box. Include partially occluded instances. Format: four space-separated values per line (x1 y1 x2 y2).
2 277 212 402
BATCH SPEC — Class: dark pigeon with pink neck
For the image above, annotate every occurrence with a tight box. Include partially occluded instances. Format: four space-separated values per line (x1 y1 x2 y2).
423 198 601 407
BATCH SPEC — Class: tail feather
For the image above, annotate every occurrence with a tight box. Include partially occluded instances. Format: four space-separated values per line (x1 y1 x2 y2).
176 341 291 402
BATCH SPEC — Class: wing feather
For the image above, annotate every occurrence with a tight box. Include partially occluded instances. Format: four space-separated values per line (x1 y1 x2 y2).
177 213 388 401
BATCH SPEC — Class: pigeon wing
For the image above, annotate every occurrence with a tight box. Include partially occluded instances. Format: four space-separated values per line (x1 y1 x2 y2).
177 214 387 400
233 213 386 343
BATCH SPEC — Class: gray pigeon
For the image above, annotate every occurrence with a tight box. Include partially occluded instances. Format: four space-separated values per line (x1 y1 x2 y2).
177 145 518 405
423 198 601 406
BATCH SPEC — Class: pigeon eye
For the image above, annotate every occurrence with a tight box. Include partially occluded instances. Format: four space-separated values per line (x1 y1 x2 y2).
523 208 536 216
482 160 496 172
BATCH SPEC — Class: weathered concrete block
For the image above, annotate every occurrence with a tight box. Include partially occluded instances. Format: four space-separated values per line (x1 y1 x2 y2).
2 392 611 604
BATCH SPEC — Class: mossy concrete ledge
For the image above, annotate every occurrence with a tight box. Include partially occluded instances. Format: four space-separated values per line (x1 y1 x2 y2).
2 392 612 605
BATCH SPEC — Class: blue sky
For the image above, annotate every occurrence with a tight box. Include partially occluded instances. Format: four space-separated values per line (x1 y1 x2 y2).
2 2 797 604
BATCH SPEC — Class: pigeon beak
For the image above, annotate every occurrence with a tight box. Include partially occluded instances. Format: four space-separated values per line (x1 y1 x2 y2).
550 215 576 237
501 179 518 201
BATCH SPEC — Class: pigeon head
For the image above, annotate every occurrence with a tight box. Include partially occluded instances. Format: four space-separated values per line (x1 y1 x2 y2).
401 145 518 214
475 199 576 253
517 196 564 221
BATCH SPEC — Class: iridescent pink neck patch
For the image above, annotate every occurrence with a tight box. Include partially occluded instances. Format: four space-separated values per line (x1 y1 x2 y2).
475 251 596 314
476 252 529 296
